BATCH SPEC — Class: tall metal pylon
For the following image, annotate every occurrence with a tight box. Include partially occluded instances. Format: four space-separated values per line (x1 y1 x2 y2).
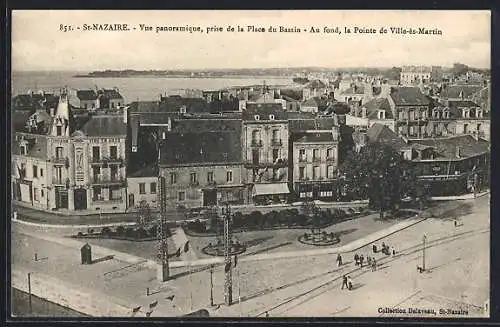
223 203 233 306
157 175 169 281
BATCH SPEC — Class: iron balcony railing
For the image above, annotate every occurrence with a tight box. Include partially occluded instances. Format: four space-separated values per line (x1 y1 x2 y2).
251 140 263 147
91 176 126 185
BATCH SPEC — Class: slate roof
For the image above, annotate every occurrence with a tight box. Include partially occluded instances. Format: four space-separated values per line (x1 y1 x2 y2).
76 90 98 101
76 115 127 137
288 117 336 132
159 131 242 166
129 101 161 113
128 164 159 178
12 111 32 132
366 123 408 150
389 87 431 106
301 97 323 107
171 119 242 133
12 136 48 159
159 96 209 113
409 135 489 160
439 85 483 99
447 100 480 108
99 89 123 100
363 98 394 119
341 85 365 95
293 132 334 143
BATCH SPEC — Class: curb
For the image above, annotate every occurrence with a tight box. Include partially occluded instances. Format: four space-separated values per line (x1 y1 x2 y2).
12 217 137 229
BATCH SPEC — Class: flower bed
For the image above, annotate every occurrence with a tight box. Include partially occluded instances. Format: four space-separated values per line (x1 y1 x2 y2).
71 224 172 242
184 207 370 236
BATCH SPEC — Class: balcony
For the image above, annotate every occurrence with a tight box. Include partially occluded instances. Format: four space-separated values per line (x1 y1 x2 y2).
298 156 307 163
189 181 200 187
244 159 288 169
51 157 69 166
90 176 126 186
326 156 336 163
91 156 124 166
251 140 263 147
52 178 70 186
271 139 283 147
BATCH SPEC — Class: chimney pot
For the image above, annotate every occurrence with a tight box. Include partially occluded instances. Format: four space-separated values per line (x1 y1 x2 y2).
456 146 461 158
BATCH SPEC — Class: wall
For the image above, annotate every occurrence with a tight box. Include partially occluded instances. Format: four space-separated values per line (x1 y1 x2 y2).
127 176 158 210
159 164 245 209
292 142 338 184
12 155 49 210
80 99 99 110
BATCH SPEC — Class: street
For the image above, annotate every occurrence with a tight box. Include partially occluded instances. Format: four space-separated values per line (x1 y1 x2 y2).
10 195 489 317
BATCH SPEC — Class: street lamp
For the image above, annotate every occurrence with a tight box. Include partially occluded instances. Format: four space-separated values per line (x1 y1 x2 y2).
209 264 214 307
422 234 427 271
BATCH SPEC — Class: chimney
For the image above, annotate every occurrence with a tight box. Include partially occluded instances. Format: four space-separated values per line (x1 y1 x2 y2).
361 107 367 118
455 146 461 158
167 117 172 131
50 107 55 117
122 106 128 124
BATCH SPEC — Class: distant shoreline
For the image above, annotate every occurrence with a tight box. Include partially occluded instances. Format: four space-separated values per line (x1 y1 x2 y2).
73 74 292 79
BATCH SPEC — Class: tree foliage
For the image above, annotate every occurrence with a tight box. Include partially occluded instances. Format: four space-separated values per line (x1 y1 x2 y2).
136 200 152 227
339 142 418 214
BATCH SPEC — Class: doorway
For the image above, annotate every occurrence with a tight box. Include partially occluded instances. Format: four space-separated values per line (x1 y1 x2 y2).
74 188 87 210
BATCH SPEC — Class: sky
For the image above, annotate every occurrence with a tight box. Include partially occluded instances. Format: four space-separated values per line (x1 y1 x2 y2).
12 10 491 71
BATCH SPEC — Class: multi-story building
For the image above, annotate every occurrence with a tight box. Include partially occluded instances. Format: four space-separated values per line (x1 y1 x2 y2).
291 129 340 200
98 88 124 109
11 93 128 214
400 66 442 85
430 99 490 140
242 104 290 204
76 90 99 110
158 130 246 209
390 87 432 138
127 164 158 211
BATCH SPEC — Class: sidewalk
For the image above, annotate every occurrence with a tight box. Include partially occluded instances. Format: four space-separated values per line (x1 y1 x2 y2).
430 190 490 201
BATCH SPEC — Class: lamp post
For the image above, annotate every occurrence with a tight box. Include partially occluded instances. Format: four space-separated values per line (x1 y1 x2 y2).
422 234 427 271
209 264 214 307
27 272 32 314
379 173 384 220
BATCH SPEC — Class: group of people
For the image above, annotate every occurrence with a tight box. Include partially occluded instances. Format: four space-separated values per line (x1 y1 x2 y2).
373 242 396 256
336 241 399 291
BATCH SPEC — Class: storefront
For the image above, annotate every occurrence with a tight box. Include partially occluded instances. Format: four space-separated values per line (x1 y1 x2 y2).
252 183 290 205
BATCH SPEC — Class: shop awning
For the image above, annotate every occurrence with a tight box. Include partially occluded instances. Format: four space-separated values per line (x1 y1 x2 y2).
253 183 290 196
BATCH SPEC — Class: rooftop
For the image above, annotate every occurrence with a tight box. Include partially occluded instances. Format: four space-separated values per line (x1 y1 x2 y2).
76 90 98 101
159 131 242 166
75 115 127 137
293 132 334 143
362 98 394 119
409 135 489 160
389 87 431 106
367 123 408 150
439 85 483 99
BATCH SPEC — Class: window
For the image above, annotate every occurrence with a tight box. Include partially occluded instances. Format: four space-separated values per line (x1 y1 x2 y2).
378 110 385 120
252 169 259 182
327 165 334 179
110 146 117 159
269 114 275 120
207 172 214 183
93 167 100 181
20 146 26 155
170 172 177 184
190 172 197 184
110 165 118 180
477 123 482 132
92 103 95 109
92 146 100 161
150 182 157 194
111 102 115 109
178 191 186 201
272 129 279 143
33 165 38 178
252 149 260 164
313 166 320 179
84 103 88 109
272 149 279 162
139 183 146 194
93 186 102 201
299 167 305 180
56 126 62 136
251 130 260 144
41 190 44 197
56 147 63 159
299 149 306 161
34 188 39 201
254 115 260 120
463 124 469 134
40 168 43 177
226 171 233 183
110 186 122 200
313 149 320 161
327 148 333 159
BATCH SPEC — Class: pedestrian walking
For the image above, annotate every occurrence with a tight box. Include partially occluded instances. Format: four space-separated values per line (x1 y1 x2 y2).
347 276 353 290
354 253 359 266
265 311 269 317
337 254 343 267
359 254 364 267
367 256 372 267
372 244 377 253
341 275 348 290
372 258 377 272
391 246 396 256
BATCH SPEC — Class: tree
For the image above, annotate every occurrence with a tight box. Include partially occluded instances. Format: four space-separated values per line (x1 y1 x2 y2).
339 142 411 219
136 200 152 228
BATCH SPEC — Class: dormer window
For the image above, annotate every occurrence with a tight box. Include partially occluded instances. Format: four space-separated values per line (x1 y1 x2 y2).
377 110 385 120
56 126 62 136
20 145 26 155
162 132 166 140
477 109 483 118
269 114 275 120
180 106 187 114
254 115 260 121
